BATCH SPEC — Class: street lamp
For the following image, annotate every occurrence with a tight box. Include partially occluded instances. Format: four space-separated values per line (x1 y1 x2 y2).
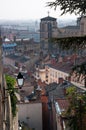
17 72 24 89
18 126 22 130
18 120 22 130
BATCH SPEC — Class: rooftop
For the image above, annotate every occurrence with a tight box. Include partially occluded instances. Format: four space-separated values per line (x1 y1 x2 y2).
55 98 69 114
45 82 71 99
6 54 29 63
48 55 86 73
41 16 57 21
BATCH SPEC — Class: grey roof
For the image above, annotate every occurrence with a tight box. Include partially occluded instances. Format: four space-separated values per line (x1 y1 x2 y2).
41 16 57 21
6 54 29 63
45 82 72 99
61 25 80 30
45 81 85 99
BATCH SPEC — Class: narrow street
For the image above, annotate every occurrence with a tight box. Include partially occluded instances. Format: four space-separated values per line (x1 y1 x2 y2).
41 96 49 130
41 95 53 130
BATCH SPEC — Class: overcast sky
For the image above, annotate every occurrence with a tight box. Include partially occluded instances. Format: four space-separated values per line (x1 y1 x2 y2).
0 0 77 20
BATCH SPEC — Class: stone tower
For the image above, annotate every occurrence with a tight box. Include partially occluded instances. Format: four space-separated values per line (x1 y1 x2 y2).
40 14 57 52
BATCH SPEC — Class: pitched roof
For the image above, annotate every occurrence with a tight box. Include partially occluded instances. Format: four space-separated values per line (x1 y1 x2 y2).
55 98 69 114
62 25 79 29
48 55 86 74
45 82 72 98
56 98 69 110
41 16 56 21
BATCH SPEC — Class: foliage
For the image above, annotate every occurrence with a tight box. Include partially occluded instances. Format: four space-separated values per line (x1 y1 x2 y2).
5 75 16 92
71 61 86 87
66 86 76 96
47 0 86 16
50 36 86 51
5 75 17 117
72 61 86 76
65 86 86 130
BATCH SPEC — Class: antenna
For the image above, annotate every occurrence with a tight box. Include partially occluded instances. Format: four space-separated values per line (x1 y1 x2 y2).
48 11 50 17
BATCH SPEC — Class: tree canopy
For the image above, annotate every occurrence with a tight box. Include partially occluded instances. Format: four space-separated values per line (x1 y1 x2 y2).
65 86 86 130
50 36 86 50
47 0 86 16
71 61 86 87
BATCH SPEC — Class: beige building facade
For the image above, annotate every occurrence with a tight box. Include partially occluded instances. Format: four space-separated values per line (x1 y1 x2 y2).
34 63 84 88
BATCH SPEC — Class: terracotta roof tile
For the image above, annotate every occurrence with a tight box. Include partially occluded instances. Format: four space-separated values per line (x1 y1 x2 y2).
55 98 69 110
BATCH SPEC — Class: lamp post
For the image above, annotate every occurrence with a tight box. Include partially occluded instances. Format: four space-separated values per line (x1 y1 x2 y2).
18 126 22 130
18 120 22 130
17 72 24 89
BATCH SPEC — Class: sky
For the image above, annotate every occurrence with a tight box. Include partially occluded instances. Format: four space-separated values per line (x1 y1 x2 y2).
0 0 78 21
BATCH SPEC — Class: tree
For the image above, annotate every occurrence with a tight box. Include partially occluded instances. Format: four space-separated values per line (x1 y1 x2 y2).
71 61 86 87
47 0 86 16
65 86 86 130
50 36 86 51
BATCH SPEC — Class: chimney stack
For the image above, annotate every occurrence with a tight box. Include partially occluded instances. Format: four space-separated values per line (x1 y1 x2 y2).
58 77 63 84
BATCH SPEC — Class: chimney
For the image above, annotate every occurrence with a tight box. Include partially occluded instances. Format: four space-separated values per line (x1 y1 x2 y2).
58 77 63 84
58 56 63 63
67 76 71 82
65 76 71 82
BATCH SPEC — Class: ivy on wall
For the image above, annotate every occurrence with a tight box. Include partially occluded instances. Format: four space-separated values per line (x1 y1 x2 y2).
5 75 17 117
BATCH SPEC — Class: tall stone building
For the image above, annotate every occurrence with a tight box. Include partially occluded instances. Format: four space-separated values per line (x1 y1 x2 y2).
40 14 58 51
40 15 86 42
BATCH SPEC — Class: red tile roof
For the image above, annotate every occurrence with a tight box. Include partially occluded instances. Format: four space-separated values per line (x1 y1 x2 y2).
49 55 86 73
55 98 69 110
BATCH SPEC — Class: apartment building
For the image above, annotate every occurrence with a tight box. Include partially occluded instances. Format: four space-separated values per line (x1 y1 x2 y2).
2 38 17 56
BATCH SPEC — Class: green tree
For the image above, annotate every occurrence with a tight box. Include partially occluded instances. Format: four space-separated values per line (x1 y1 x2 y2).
65 86 86 130
47 0 86 16
71 62 86 87
50 36 86 51
5 75 17 117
